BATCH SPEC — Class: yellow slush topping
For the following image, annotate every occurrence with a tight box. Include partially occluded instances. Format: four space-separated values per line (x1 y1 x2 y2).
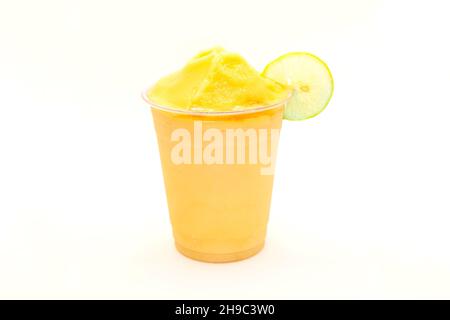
147 47 288 111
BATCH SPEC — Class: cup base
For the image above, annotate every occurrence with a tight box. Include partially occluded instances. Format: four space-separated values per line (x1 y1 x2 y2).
175 242 265 263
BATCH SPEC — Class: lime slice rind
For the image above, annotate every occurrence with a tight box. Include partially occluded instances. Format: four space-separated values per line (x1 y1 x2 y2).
262 52 334 121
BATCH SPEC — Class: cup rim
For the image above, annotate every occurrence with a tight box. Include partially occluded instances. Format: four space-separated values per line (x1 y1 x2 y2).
141 86 291 116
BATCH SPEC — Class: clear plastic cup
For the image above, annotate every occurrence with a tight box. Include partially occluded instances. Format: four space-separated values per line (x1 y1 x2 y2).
144 93 287 262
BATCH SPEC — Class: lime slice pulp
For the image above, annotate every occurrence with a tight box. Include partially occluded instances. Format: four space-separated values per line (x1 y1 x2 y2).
262 52 334 121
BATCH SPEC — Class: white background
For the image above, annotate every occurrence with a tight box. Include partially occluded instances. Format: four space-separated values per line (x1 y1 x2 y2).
1 0 450 299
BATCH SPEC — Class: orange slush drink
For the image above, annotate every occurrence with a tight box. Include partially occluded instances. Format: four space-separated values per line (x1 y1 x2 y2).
145 48 289 262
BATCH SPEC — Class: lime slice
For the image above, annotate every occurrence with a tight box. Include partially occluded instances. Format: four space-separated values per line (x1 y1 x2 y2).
262 52 333 120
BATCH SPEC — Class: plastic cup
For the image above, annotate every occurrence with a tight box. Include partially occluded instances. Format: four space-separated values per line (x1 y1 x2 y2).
144 94 287 262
